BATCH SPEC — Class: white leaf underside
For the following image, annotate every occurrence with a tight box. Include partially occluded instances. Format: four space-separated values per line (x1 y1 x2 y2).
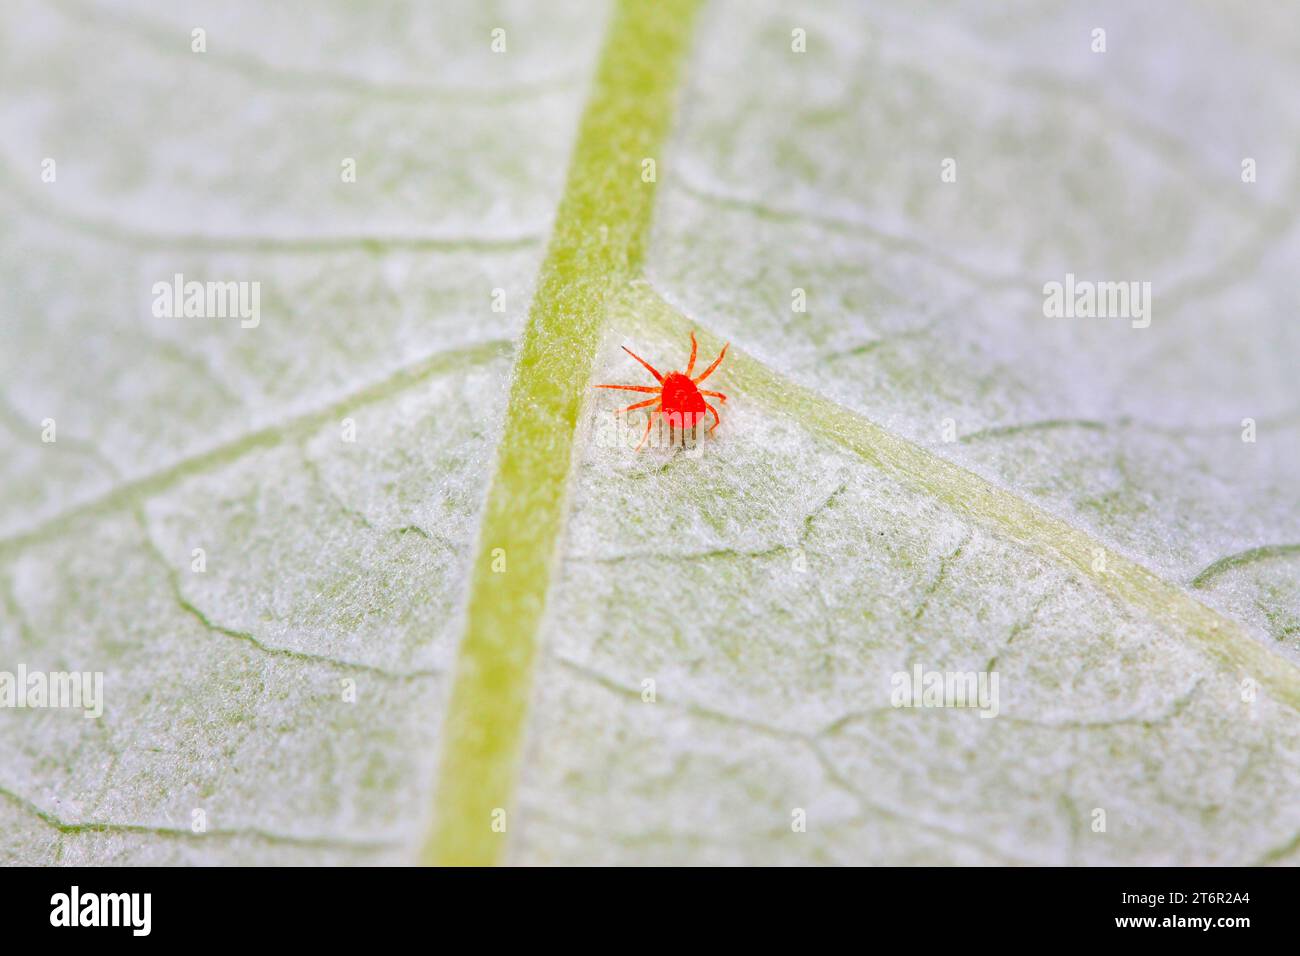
2 0 1298 864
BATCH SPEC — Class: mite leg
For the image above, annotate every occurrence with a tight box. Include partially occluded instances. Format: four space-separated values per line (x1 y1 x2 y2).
622 346 665 383
635 410 658 451
692 343 729 384
704 401 722 435
618 397 659 414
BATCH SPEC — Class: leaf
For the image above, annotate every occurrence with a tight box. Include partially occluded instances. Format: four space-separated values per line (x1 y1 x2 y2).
0 0 603 864
3 0 1299 866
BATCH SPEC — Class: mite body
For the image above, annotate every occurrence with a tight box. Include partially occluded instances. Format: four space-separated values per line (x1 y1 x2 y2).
595 332 729 450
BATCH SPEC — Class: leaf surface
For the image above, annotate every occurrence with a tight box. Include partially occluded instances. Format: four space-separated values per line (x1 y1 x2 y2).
2 0 1298 865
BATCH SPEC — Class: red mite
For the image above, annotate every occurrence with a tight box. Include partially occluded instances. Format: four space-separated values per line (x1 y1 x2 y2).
595 332 729 450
